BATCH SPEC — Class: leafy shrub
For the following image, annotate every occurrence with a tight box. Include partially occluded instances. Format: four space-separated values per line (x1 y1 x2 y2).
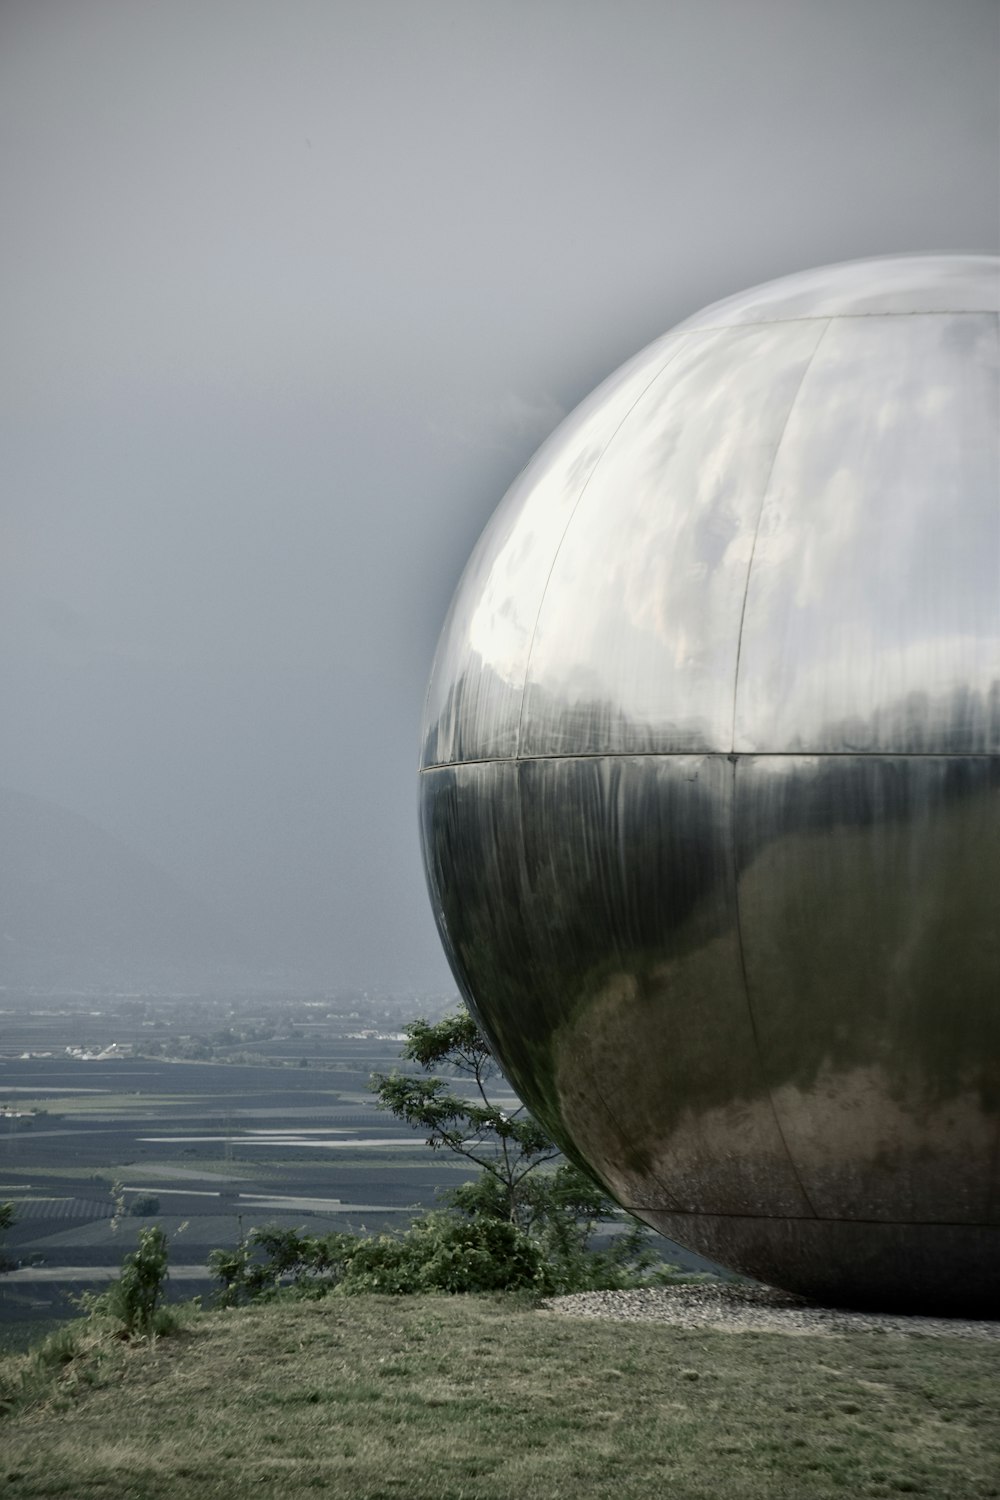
370 1012 683 1292
128 1193 160 1217
209 1214 547 1303
444 1158 678 1293
370 1013 559 1226
209 1225 357 1307
207 1237 255 1307
79 1226 169 1339
337 1212 547 1295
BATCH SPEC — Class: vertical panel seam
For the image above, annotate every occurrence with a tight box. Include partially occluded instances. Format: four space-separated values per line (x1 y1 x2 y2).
986 312 1000 1223
730 759 819 1217
729 318 833 753
513 332 709 759
726 323 833 1216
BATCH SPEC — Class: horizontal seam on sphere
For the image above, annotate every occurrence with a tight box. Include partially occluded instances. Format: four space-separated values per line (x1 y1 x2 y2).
673 308 999 333
624 1211 1000 1228
512 336 699 758
419 751 1000 771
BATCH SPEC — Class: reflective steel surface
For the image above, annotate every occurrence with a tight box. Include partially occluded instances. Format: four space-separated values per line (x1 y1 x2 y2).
419 256 1000 1311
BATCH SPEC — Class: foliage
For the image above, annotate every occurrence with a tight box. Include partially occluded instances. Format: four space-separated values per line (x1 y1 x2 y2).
0 1201 14 1272
209 1224 358 1307
108 1178 127 1233
78 1226 171 1339
209 1010 679 1304
335 1213 546 1295
444 1166 676 1293
370 1010 675 1292
209 1214 546 1304
371 1012 560 1225
207 1011 683 1307
129 1192 161 1217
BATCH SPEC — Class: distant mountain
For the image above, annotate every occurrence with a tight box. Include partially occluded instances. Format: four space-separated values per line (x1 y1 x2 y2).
0 787 261 991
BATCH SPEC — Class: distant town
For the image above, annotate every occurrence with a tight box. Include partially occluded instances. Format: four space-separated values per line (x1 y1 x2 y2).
1 986 458 1062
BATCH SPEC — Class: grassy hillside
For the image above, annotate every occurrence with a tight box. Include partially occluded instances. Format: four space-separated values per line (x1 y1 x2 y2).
1 1295 997 1499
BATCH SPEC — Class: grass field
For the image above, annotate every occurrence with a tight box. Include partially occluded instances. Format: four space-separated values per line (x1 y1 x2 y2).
1 1295 998 1499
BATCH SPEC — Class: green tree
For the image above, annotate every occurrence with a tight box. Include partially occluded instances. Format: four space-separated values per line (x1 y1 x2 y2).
371 1011 559 1225
371 1012 672 1291
205 1012 681 1306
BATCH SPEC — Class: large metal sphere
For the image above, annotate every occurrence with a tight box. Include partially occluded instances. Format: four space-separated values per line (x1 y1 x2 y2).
419 255 1000 1312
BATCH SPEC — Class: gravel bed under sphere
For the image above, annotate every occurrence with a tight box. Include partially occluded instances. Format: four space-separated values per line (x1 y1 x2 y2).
542 1283 1000 1340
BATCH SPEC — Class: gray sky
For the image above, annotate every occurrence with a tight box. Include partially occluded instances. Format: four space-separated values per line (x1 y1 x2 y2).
2 0 998 992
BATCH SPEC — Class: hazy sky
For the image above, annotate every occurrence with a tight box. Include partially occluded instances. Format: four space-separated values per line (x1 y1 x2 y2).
2 0 998 991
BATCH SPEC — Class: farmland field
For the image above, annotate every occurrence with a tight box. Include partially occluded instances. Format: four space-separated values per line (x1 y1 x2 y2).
0 994 476 1346
0 993 716 1347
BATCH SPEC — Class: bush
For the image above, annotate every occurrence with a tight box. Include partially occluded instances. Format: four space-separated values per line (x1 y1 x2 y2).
209 1214 548 1304
79 1226 170 1339
370 1012 681 1292
208 1225 357 1307
129 1193 160 1217
443 1161 677 1294
337 1213 547 1295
